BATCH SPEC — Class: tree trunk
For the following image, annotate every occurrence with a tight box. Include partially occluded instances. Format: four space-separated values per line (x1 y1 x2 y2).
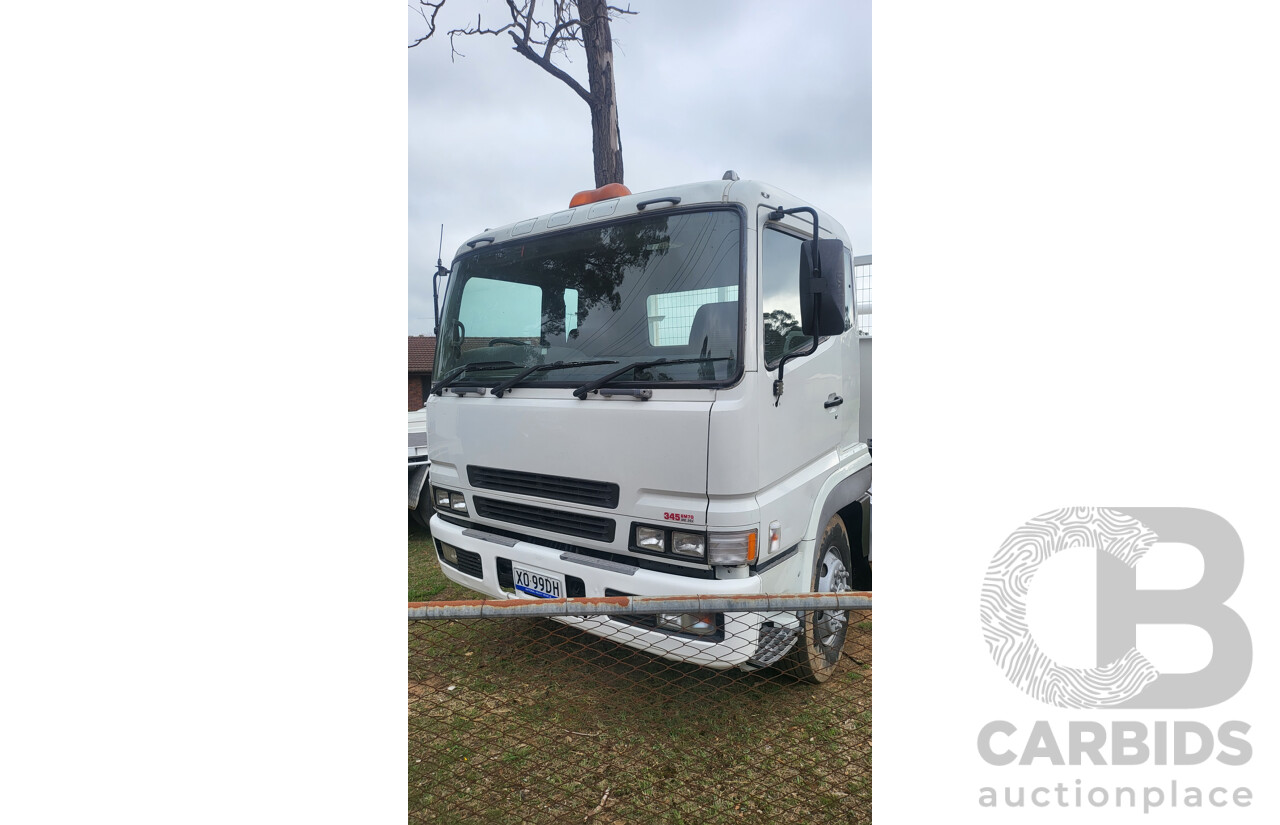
578 0 623 187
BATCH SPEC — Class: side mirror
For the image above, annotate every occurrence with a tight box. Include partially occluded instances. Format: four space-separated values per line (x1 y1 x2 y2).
798 238 848 337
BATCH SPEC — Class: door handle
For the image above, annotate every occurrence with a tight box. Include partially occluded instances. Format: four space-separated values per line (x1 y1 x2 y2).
824 394 844 409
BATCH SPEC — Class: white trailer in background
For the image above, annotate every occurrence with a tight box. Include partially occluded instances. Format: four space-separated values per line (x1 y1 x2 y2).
425 173 870 682
408 409 431 529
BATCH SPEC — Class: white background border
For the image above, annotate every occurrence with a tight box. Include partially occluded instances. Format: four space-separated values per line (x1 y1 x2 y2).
876 1 1278 821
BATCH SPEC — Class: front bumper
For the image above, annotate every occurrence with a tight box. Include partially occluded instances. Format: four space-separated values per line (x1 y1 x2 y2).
429 515 766 668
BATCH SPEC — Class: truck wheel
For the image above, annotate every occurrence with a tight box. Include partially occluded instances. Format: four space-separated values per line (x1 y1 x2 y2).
788 514 852 684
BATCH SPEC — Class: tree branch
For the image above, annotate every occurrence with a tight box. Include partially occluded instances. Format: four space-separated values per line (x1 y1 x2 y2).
446 12 522 61
410 0 632 107
543 15 582 62
507 30 591 104
408 1 447 48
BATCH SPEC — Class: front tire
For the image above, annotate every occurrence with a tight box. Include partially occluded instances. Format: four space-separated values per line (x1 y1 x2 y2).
787 514 853 684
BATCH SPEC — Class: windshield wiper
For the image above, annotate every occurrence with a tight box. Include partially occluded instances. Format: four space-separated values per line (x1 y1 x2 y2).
431 360 520 396
571 357 731 399
490 359 618 398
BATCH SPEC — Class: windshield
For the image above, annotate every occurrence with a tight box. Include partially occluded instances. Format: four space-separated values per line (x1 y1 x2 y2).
436 208 743 390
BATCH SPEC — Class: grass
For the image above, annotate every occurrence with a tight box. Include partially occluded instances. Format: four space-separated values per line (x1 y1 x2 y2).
408 520 872 824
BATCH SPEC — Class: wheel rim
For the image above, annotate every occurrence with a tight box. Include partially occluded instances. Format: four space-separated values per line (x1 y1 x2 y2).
814 547 851 652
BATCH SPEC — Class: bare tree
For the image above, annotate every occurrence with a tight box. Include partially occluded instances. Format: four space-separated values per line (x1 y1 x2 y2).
410 1 635 188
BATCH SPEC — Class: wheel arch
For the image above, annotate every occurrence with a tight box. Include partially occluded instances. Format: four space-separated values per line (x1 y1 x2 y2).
804 462 871 568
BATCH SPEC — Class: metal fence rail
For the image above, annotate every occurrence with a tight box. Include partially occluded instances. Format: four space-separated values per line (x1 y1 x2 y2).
409 593 872 824
409 591 872 619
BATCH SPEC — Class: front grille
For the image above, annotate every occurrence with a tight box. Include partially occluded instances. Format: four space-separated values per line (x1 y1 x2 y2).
473 496 616 543
468 466 620 509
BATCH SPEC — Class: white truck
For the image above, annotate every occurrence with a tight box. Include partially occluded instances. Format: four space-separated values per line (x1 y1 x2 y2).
425 173 870 682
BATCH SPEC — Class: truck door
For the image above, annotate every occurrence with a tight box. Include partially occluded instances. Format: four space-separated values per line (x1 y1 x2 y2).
757 222 846 540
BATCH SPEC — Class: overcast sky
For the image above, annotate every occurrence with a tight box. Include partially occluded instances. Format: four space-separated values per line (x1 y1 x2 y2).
408 0 871 335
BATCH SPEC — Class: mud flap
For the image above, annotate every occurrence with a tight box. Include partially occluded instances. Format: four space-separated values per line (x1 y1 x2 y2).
408 464 429 510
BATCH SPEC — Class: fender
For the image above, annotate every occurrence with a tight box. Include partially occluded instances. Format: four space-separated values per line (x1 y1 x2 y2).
804 449 872 545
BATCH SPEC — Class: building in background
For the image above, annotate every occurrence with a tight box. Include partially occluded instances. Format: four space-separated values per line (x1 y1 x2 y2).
408 335 436 411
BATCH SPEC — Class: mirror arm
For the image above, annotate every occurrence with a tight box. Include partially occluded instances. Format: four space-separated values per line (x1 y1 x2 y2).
767 205 820 244
772 292 823 406
432 264 450 336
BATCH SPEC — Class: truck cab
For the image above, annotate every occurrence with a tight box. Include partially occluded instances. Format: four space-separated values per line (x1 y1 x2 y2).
426 175 870 682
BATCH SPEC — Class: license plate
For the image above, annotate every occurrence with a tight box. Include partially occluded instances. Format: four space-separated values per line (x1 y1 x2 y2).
511 562 566 599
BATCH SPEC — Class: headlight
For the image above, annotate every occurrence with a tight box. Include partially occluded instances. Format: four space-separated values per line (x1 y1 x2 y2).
671 531 706 559
708 529 758 565
657 613 681 632
433 486 469 516
657 612 718 636
685 614 717 635
636 526 665 552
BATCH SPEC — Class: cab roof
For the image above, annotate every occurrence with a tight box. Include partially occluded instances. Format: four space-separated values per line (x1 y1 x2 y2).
454 177 849 260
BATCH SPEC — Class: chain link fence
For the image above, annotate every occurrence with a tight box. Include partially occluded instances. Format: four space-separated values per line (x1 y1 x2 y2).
409 594 871 824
